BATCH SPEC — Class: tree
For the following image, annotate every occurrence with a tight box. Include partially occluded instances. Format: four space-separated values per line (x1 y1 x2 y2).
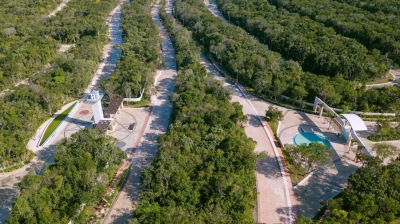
293 85 307 106
265 106 283 122
285 142 334 173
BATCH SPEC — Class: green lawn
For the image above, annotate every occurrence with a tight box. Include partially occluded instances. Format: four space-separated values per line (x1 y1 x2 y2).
39 102 77 146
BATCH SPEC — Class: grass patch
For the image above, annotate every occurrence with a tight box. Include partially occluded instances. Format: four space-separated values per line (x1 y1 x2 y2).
282 149 308 186
39 102 77 146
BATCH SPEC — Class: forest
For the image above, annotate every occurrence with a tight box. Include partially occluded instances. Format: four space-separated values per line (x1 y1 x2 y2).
216 0 389 81
132 1 258 222
0 0 62 91
101 0 160 101
268 0 400 66
334 0 400 15
174 0 400 113
7 129 126 223
0 0 118 169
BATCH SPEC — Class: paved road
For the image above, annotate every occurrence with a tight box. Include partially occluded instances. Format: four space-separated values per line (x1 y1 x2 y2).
202 1 294 223
200 54 294 223
102 1 177 223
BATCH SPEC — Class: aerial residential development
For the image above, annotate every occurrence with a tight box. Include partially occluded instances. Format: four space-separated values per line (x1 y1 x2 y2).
1 0 400 223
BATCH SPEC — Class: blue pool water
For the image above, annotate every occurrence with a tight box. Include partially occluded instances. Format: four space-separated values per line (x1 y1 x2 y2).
293 132 331 148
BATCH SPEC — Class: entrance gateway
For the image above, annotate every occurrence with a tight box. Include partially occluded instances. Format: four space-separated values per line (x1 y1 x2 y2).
313 97 370 156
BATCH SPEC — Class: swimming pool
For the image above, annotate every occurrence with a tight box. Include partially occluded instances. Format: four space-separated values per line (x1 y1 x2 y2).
293 132 331 148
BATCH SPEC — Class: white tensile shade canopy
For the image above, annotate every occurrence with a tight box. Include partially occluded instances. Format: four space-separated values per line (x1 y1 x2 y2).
341 114 368 131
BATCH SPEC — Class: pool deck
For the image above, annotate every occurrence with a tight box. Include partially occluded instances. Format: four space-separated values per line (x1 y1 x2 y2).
278 109 361 218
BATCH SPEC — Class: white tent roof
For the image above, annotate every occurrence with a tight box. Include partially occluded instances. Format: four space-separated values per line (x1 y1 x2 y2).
341 114 367 131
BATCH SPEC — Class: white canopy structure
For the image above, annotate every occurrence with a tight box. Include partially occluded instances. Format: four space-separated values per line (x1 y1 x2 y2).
341 114 368 131
313 97 371 155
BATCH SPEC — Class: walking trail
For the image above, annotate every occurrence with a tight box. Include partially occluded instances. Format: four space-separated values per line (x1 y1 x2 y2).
48 0 72 17
203 0 295 223
0 1 125 222
101 0 177 223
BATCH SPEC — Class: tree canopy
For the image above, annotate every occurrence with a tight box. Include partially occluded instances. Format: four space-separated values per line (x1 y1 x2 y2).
7 129 126 223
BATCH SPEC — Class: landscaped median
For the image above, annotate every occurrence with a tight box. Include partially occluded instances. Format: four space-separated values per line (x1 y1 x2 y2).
38 101 78 146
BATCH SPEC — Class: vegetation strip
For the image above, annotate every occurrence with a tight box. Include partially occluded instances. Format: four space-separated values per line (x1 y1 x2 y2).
39 102 77 146
101 0 160 103
132 1 258 222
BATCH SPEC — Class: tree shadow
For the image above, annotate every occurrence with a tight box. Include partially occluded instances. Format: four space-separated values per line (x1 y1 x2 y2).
0 187 19 223
247 114 262 127
257 156 282 179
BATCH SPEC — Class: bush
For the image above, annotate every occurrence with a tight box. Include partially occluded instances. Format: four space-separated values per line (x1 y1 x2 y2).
266 106 284 122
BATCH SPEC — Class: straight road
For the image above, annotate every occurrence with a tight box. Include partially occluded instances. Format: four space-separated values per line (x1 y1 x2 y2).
102 0 177 222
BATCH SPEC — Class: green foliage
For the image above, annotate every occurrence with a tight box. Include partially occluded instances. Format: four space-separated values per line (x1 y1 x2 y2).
319 156 400 223
133 2 257 223
102 1 160 101
368 120 400 141
265 106 283 122
39 102 77 146
269 0 400 66
217 0 389 80
285 143 334 173
7 129 126 223
0 0 119 168
296 215 316 224
173 0 400 113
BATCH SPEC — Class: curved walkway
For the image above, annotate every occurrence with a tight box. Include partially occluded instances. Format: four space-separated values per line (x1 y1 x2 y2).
203 1 295 223
101 1 177 223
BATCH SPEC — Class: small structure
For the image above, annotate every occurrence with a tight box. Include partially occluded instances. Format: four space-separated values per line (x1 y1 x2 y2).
87 90 107 124
313 97 370 155
86 90 116 132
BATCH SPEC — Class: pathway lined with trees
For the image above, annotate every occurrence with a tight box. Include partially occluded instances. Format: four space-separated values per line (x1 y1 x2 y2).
102 0 177 222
